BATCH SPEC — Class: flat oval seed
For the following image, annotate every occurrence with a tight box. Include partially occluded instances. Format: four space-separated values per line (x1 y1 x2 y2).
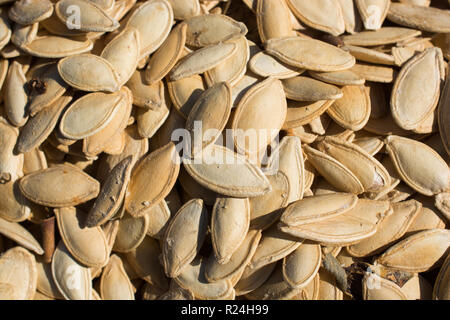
435 193 450 221
19 164 100 207
85 157 133 227
433 254 450 300
280 199 391 246
101 27 140 86
438 74 450 157
169 42 237 81
212 197 250 264
112 212 149 253
145 23 187 85
204 36 249 87
265 37 355 72
355 0 390 30
344 45 395 66
249 51 301 79
304 145 364 194
342 27 421 46
384 135 450 196
51 241 92 300
168 0 200 20
36 262 64 300
234 262 277 296
4 61 28 127
327 85 371 131
56 0 119 32
249 224 302 270
286 0 345 36
282 76 343 101
282 243 321 289
162 199 208 278
127 70 165 110
347 199 422 257
145 200 171 239
350 63 394 83
0 120 22 182
100 255 134 300
250 171 290 230
0 217 43 255
232 77 287 157
376 229 450 273
58 54 120 92
55 207 109 268
280 193 358 226
283 100 334 129
60 89 127 139
186 82 232 156
167 74 205 119
9 0 53 25
362 272 407 300
206 229 261 283
387 2 450 33
0 10 10 51
256 0 295 43
125 142 180 217
124 236 168 290
175 257 233 300
309 70 365 86
184 14 247 47
0 180 31 222
0 247 37 300
21 36 93 58
401 274 433 300
11 23 37 48
126 0 173 58
391 48 443 130
317 136 391 193
183 145 271 198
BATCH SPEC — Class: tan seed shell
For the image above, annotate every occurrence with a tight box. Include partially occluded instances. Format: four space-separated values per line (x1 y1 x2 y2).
256 0 295 43
125 142 180 217
362 272 407 300
55 207 109 268
283 76 343 102
21 36 93 58
309 70 365 86
355 0 390 30
183 145 271 198
100 255 134 300
85 157 133 227
282 242 321 289
234 262 277 296
19 164 100 207
9 0 53 25
212 197 250 264
304 145 364 194
0 10 11 52
391 48 443 130
51 241 92 300
167 73 205 119
232 77 287 156
249 51 301 79
127 70 165 110
435 193 450 221
345 44 395 66
112 212 149 253
4 61 28 127
162 199 207 278
327 85 371 131
280 193 358 226
101 27 140 86
175 257 233 300
167 0 200 20
384 135 450 196
126 0 173 58
433 254 450 300
387 2 450 33
283 100 335 129
286 0 345 36
0 217 43 255
376 229 450 273
401 274 432 300
342 27 421 46
265 37 355 72
170 42 237 81
317 136 391 193
36 262 64 300
184 14 247 47
11 23 38 48
145 23 187 85
438 73 450 157
145 200 171 239
0 247 37 300
249 224 302 270
280 199 391 246
56 0 119 32
186 82 232 156
206 229 262 283
0 120 23 182
250 171 290 230
347 200 422 257
350 63 394 83
58 54 120 92
0 180 30 223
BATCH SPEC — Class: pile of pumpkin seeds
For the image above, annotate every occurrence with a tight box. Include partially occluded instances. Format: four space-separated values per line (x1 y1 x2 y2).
0 0 449 300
